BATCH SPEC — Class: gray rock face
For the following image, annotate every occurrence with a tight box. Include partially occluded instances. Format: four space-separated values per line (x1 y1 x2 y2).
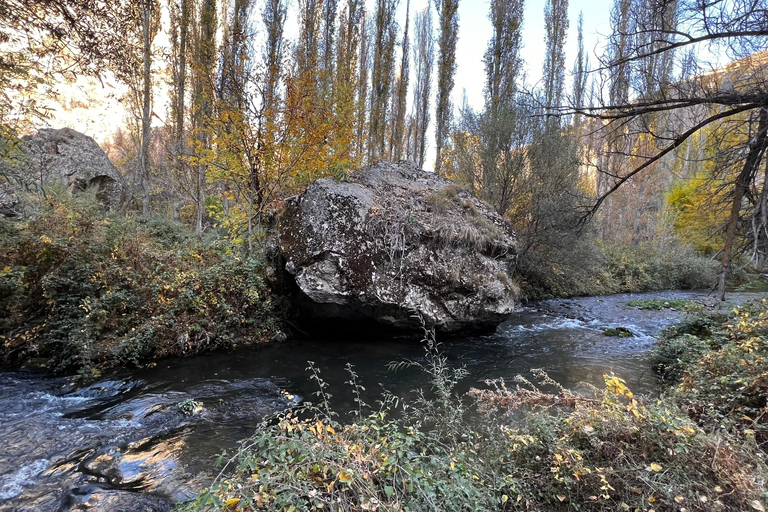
278 161 518 332
19 128 128 209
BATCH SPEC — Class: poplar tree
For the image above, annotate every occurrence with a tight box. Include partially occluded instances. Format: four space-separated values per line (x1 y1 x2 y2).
542 0 568 116
479 0 524 216
169 0 191 220
355 10 370 160
263 0 288 114
138 0 158 217
571 12 588 125
368 0 399 161
336 0 364 163
433 0 459 175
191 0 217 234
297 0 322 74
390 0 410 161
219 0 252 107
410 5 434 168
320 0 339 76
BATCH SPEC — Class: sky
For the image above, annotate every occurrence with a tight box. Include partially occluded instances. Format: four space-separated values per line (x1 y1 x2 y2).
416 0 612 167
451 0 611 110
44 0 614 166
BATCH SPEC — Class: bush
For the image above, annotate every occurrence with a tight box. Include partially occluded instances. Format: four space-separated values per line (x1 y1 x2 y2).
517 235 718 301
0 194 283 374
181 328 767 512
655 300 768 452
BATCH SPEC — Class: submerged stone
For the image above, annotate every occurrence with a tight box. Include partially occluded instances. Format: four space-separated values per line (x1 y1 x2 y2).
277 161 518 333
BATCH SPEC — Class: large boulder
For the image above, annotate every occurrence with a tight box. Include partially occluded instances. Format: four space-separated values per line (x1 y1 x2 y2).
277 161 518 333
11 128 128 210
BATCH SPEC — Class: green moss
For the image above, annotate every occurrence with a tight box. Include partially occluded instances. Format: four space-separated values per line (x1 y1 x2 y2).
603 326 634 337
626 298 692 310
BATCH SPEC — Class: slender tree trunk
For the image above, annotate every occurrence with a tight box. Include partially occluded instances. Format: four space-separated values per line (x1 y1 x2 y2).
174 0 188 221
718 107 768 301
140 0 152 217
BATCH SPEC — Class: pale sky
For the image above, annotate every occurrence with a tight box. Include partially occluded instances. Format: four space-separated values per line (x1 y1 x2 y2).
44 0 613 168
416 0 612 168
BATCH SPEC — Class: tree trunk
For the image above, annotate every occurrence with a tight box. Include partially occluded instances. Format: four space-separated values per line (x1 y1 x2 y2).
196 164 204 234
718 107 768 301
174 0 188 198
140 0 152 217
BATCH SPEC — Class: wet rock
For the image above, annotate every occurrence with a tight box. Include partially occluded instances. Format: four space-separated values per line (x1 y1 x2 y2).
69 489 171 512
603 327 634 337
277 161 518 333
3 128 128 210
65 380 147 400
0 373 289 511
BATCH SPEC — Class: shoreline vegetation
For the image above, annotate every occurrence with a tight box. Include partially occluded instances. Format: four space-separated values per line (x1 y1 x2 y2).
0 193 731 376
179 302 768 512
0 193 285 376
0 190 750 378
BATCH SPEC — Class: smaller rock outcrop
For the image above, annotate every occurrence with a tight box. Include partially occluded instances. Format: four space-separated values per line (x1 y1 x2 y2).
277 161 518 333
4 128 128 211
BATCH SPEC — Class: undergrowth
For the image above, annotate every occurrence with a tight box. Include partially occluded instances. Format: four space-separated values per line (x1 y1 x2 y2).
653 300 768 453
181 322 768 512
0 193 283 375
519 238 719 301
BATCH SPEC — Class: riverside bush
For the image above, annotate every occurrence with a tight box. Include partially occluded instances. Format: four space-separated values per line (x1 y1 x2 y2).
0 193 282 374
518 237 718 300
655 299 768 452
182 328 767 511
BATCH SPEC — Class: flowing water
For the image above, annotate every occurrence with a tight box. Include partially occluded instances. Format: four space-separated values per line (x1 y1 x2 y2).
0 290 764 511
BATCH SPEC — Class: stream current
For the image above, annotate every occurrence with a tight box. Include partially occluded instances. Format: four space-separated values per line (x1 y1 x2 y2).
1 290 764 511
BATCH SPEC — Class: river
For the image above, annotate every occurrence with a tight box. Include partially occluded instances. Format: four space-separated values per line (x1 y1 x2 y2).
0 290 763 511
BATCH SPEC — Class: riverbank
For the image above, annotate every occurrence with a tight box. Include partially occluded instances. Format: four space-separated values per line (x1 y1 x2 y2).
181 299 768 512
0 193 726 379
1 195 732 378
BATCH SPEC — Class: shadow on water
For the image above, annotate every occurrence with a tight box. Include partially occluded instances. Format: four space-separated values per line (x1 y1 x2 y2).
0 289 764 510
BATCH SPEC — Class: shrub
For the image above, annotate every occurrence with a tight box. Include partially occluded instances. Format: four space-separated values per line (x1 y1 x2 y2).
656 300 768 451
0 194 283 374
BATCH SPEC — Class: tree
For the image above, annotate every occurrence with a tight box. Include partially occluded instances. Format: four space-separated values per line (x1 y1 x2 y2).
297 0 322 74
368 0 399 161
355 8 371 160
138 0 159 217
410 4 434 168
433 0 459 175
389 0 410 161
263 0 288 114
542 0 568 115
477 0 525 216
169 0 191 220
571 12 588 126
320 0 339 77
336 0 365 165
189 0 218 234
564 0 768 300
0 0 141 130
